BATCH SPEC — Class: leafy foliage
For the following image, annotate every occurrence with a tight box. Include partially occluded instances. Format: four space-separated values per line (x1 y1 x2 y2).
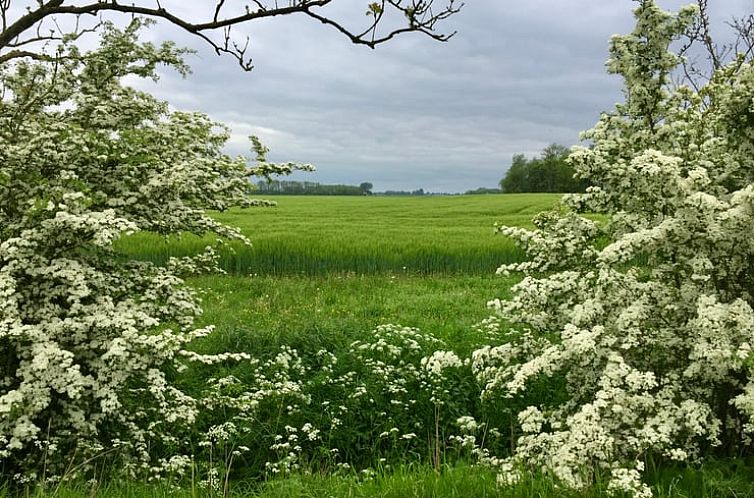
499 144 589 194
478 1 754 496
359 182 373 195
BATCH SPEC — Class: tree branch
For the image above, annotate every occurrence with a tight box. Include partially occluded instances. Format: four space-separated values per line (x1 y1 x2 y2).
0 47 51 63
0 0 461 69
677 0 754 88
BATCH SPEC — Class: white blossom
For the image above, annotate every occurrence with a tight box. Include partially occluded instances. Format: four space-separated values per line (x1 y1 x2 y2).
0 21 311 478
474 2 754 496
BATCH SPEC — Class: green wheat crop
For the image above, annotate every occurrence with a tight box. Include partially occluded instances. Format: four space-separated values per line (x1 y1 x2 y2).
116 193 560 275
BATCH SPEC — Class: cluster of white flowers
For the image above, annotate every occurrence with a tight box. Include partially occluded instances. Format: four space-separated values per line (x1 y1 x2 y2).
608 463 652 498
448 416 484 451
188 323 486 479
0 21 311 480
421 350 463 376
456 416 479 434
475 1 754 496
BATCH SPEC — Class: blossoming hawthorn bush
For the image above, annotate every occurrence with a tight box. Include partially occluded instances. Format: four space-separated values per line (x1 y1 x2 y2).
0 20 310 480
474 1 754 496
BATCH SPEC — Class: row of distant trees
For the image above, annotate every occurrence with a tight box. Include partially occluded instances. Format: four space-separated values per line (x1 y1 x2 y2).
256 180 373 195
499 144 588 193
256 181 437 196
381 188 428 196
257 145 587 196
465 187 502 195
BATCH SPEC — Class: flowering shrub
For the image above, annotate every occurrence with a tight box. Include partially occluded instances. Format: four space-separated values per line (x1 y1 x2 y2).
0 21 310 480
476 1 754 495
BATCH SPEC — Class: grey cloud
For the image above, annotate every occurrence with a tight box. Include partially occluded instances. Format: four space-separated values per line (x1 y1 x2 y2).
129 0 752 192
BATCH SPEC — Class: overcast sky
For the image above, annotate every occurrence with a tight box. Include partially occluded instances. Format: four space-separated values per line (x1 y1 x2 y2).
128 1 752 193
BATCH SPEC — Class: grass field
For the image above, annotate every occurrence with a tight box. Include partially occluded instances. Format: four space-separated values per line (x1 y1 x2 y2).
20 194 749 497
117 194 560 275
191 273 512 356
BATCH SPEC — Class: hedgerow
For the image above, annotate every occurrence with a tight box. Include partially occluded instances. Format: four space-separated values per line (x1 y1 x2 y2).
476 2 754 496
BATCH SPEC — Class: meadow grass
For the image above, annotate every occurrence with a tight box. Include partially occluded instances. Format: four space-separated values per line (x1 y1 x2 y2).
116 194 560 275
254 460 754 498
188 273 514 357
175 274 520 478
161 272 754 498
14 194 748 497
15 460 754 497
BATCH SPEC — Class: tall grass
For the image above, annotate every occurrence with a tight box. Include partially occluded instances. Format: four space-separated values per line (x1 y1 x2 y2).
15 460 754 497
116 194 560 275
188 274 510 357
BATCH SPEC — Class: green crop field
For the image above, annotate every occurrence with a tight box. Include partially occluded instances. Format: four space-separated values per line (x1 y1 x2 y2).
117 193 561 275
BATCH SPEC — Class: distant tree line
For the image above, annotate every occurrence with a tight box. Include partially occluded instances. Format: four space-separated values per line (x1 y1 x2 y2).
255 181 453 197
465 187 502 195
256 180 372 195
255 180 440 196
499 144 589 193
378 188 427 196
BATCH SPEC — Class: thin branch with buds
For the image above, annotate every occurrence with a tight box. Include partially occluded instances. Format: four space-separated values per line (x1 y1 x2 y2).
676 0 754 89
0 0 462 69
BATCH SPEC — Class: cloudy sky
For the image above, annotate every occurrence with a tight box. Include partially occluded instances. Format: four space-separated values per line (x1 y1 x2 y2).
128 0 751 193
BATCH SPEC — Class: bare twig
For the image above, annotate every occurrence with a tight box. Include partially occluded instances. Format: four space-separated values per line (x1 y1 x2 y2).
677 0 754 88
0 0 462 69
